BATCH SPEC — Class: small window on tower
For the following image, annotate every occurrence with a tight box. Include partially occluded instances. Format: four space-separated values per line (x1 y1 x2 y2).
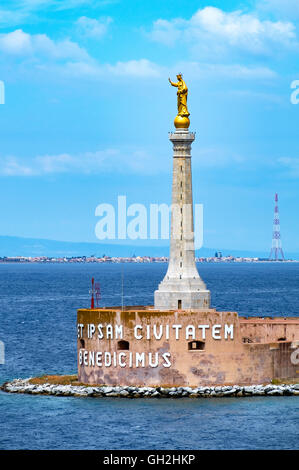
178 300 182 309
80 339 85 349
117 340 130 350
188 341 205 351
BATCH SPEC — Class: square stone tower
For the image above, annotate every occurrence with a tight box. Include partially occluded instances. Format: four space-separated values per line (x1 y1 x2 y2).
154 128 210 310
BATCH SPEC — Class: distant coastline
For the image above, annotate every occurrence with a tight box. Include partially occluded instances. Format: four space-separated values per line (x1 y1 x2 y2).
1 235 298 260
0 255 297 263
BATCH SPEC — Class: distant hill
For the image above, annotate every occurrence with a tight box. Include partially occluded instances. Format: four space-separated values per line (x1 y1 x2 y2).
0 235 297 259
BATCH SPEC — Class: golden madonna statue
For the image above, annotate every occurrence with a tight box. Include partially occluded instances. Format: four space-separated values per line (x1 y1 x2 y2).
168 73 190 129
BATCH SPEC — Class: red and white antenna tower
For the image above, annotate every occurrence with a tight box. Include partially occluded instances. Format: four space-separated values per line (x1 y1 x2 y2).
269 193 284 261
90 277 95 308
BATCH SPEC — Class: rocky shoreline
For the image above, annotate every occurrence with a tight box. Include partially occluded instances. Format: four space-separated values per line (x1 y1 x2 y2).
2 378 299 398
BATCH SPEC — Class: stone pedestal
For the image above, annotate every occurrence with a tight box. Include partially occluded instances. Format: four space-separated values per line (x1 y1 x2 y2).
154 128 210 310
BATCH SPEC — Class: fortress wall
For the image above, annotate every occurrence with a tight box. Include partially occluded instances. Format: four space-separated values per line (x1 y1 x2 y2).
240 318 299 343
77 309 299 387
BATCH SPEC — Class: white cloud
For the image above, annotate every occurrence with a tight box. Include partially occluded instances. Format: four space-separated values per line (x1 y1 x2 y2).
149 6 297 56
149 18 185 46
0 29 89 60
0 143 249 177
106 59 161 77
0 1 117 28
175 62 277 80
0 29 32 55
62 58 163 78
0 22 279 83
0 148 158 176
0 156 37 176
76 16 112 39
0 29 162 78
62 60 275 81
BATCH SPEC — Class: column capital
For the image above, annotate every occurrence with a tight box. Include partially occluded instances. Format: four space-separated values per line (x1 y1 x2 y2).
169 130 195 158
169 130 196 143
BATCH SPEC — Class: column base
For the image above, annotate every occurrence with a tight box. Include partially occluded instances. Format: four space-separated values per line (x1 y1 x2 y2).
154 288 211 310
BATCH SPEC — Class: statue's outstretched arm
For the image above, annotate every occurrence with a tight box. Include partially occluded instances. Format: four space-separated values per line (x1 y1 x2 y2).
168 78 178 87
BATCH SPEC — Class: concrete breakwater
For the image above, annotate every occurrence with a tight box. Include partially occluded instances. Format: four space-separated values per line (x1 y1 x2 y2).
2 378 299 398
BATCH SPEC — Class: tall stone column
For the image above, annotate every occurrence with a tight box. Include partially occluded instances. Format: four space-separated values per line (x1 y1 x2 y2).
154 128 210 310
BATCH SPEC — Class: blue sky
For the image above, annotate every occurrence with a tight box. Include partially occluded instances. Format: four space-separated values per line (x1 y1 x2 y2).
0 0 298 255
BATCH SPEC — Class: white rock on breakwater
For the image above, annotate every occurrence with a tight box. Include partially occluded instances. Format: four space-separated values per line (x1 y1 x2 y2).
1 379 299 398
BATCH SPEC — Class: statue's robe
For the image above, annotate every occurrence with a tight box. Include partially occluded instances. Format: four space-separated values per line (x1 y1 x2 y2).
176 80 190 117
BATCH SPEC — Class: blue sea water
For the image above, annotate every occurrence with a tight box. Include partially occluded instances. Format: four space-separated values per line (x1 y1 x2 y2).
0 262 298 450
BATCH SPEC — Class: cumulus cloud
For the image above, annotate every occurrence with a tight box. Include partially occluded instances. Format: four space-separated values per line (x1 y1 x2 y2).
0 28 275 81
0 29 89 60
76 16 112 39
0 29 278 84
0 29 162 78
149 6 297 56
0 29 31 55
